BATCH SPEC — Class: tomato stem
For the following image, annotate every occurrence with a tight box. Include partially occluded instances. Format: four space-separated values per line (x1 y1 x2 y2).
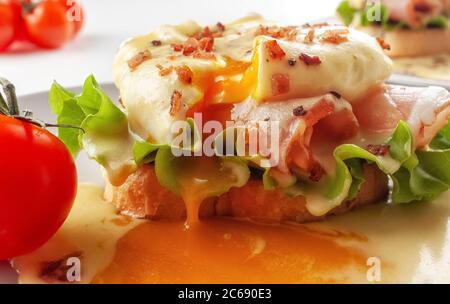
0 78 20 116
0 77 85 134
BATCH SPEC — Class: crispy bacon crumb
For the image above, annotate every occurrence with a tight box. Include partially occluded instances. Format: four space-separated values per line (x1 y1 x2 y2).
192 50 216 60
376 37 391 51
199 37 214 52
217 22 226 32
320 29 349 44
192 25 224 39
271 73 290 96
256 25 297 41
330 91 341 99
304 29 315 44
170 90 183 116
309 163 326 182
156 64 174 76
288 58 297 66
151 40 162 46
303 22 329 29
366 144 390 156
293 105 307 117
171 43 183 52
193 26 211 39
183 37 199 56
265 40 286 60
40 252 83 283
127 50 152 71
175 65 193 84
299 53 322 65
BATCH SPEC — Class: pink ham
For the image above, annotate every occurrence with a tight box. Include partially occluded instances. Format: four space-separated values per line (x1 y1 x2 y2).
231 94 359 177
382 0 444 27
353 84 450 148
232 85 450 180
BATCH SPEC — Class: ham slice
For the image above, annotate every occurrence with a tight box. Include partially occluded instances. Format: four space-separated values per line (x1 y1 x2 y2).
353 84 450 148
231 94 359 177
232 85 449 180
382 0 445 27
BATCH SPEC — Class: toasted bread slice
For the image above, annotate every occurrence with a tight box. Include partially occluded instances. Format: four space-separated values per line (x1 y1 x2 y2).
360 26 450 57
104 162 389 223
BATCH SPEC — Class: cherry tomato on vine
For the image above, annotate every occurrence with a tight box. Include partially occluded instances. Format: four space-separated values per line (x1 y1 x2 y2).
0 114 77 260
58 0 84 37
0 1 20 50
23 0 73 49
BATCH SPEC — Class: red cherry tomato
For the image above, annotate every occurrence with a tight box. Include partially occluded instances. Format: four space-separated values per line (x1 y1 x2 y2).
59 0 84 37
0 115 77 260
0 1 19 51
23 0 73 49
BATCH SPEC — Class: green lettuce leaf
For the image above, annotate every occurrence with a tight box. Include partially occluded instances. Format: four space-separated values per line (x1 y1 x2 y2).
337 0 356 26
360 3 390 27
426 16 449 29
49 75 135 185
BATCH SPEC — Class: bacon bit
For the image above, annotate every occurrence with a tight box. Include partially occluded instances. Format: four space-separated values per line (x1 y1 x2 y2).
193 26 211 40
287 58 297 66
193 25 225 39
309 163 326 182
299 53 322 65
256 25 297 41
271 73 290 96
156 64 174 76
198 37 214 52
127 50 152 71
217 22 226 32
304 29 315 44
183 37 199 56
255 25 271 36
192 50 216 60
366 144 390 156
175 65 193 84
40 252 83 283
303 22 329 29
376 37 391 51
293 105 307 117
330 91 341 99
170 90 183 116
265 40 286 60
151 40 162 46
171 43 183 52
320 29 349 44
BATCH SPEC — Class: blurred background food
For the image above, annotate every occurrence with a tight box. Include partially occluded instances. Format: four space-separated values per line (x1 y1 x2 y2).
0 0 84 51
336 0 450 81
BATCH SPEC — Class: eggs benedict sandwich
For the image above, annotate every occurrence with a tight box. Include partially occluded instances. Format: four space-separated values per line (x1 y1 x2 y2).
337 0 450 57
50 15 450 225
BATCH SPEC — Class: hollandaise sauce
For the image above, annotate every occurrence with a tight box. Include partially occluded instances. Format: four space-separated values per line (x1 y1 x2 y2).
12 184 450 284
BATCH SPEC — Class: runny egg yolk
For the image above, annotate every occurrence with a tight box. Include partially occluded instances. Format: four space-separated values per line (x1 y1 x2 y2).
186 53 259 122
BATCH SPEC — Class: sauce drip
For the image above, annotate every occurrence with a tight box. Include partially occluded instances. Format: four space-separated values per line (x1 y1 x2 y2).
174 157 241 227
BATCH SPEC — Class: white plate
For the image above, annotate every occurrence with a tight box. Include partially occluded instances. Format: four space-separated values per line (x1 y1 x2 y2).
0 83 119 284
2 83 450 284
